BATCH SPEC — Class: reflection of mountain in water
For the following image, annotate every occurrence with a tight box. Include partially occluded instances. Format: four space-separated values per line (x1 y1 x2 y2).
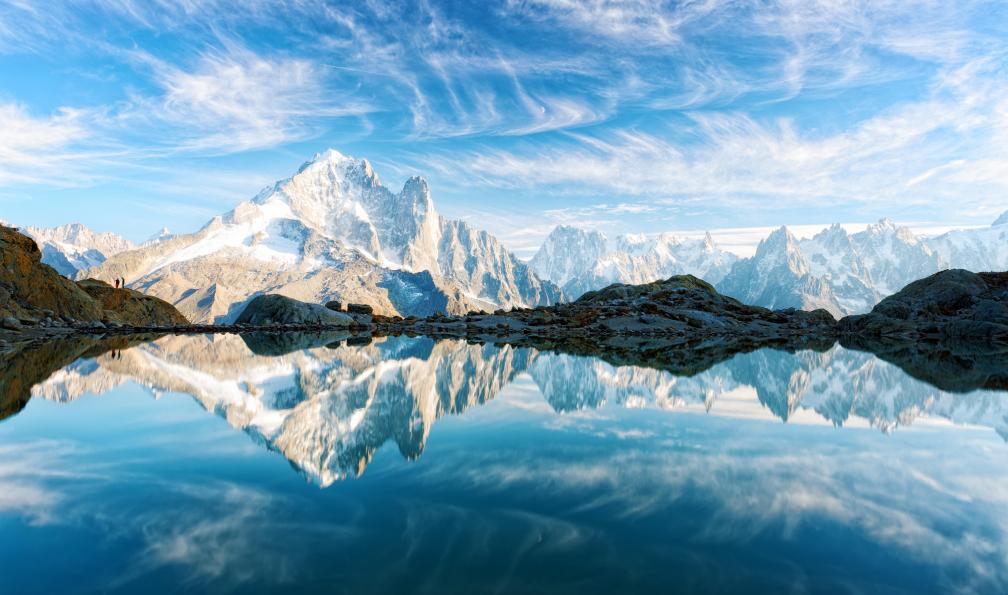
21 334 1008 484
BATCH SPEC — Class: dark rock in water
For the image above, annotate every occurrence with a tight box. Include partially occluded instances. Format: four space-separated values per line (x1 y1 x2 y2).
839 269 1008 341
236 294 354 326
325 300 343 312
347 303 374 315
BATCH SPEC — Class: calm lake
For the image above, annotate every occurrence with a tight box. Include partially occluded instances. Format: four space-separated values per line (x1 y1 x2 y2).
1 333 1007 594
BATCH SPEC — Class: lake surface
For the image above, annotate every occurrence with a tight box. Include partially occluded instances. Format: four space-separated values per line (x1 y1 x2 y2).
2 333 1007 594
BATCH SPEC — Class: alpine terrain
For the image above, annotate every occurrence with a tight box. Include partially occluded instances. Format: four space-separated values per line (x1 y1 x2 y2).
532 213 1008 317
81 150 561 323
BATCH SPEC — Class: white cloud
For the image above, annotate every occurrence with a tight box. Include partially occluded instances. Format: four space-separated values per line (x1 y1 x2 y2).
140 47 373 153
0 103 101 185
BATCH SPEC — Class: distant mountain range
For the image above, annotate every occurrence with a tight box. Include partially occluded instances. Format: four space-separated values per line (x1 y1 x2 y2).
531 215 1008 316
13 148 1006 320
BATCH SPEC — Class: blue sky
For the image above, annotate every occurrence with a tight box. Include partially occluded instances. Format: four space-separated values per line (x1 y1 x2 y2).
1 0 1006 255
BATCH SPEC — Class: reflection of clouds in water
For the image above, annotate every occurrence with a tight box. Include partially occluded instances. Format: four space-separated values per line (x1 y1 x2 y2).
411 426 1008 592
0 440 108 525
0 440 362 590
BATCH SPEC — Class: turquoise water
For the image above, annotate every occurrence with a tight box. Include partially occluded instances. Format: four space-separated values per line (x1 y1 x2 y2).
1 334 1006 594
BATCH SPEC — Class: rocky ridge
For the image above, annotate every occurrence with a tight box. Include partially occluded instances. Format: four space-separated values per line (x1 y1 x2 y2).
0 225 189 332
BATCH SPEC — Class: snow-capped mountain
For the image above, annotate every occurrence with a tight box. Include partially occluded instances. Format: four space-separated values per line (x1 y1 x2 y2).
716 226 846 315
82 150 561 322
529 225 737 299
143 227 175 246
22 223 135 277
927 213 1008 273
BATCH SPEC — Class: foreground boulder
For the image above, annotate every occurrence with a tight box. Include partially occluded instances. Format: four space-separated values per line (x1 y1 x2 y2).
235 294 355 326
0 225 188 328
839 269 1008 341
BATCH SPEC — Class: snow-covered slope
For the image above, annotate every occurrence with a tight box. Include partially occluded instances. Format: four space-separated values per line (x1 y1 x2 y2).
22 223 135 277
529 225 737 299
925 213 1008 273
82 150 561 322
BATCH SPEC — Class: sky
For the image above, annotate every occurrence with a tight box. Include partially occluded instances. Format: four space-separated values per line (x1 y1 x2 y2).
0 0 1006 257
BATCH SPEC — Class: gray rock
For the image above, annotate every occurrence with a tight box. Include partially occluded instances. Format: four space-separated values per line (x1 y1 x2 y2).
1 316 21 330
325 300 343 312
235 294 354 326
347 303 374 315
90 321 106 329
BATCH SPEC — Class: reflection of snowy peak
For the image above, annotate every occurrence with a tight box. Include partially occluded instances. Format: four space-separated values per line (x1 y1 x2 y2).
32 335 1008 485
530 225 737 299
82 150 560 322
23 223 135 277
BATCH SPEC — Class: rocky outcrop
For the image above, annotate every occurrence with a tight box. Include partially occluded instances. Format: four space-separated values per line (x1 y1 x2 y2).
839 269 1008 341
1 225 105 323
77 279 190 326
392 274 837 341
235 294 355 326
0 225 189 330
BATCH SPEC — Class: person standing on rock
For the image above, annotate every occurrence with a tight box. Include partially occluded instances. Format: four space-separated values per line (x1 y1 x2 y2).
115 279 120 289
120 277 126 289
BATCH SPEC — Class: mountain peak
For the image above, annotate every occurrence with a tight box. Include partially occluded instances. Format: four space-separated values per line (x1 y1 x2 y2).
994 211 1008 226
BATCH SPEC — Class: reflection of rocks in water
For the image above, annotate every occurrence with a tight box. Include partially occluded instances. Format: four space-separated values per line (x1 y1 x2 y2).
841 336 1008 393
239 331 355 356
15 329 1008 486
1 334 164 420
28 333 533 486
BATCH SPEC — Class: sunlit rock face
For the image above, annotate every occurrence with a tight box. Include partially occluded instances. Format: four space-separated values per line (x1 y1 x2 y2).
22 331 1008 486
81 150 561 323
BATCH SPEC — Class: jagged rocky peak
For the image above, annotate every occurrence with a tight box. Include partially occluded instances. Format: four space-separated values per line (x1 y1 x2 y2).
529 225 609 286
80 148 559 322
994 211 1008 226
754 226 807 273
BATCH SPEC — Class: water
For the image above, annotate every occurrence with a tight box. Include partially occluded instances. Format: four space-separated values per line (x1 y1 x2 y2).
1 332 1007 594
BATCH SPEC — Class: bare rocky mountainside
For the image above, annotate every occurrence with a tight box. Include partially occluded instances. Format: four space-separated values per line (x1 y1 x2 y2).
0 225 188 329
81 150 561 323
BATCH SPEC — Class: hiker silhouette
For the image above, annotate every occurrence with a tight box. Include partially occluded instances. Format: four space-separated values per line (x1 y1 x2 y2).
115 279 119 289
